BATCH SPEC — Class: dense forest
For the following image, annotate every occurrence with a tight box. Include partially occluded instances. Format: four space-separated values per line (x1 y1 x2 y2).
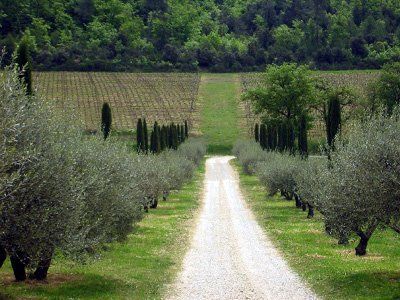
2 0 400 71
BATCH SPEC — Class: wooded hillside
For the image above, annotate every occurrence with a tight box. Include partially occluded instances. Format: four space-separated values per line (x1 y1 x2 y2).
2 0 400 71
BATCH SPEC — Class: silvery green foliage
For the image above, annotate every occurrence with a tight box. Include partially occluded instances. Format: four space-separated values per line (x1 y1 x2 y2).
177 138 206 166
232 140 267 175
306 112 400 251
0 67 143 267
256 152 304 199
294 156 328 206
161 150 195 191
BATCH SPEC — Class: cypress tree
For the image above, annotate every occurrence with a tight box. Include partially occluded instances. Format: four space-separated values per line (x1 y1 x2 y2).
15 35 33 96
153 121 161 153
259 124 267 149
180 124 185 143
254 124 260 143
101 103 112 140
278 122 288 152
150 130 155 153
168 125 173 148
136 118 144 152
184 120 189 138
298 114 308 158
172 124 178 150
160 125 167 150
143 118 149 153
287 122 295 154
327 97 341 148
267 126 273 150
177 124 181 144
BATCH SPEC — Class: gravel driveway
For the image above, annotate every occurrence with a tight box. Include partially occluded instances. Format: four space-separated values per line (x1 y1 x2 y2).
166 156 318 300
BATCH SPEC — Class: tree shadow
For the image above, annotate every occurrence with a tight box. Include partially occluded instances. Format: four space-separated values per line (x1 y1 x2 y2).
327 270 400 299
0 273 134 299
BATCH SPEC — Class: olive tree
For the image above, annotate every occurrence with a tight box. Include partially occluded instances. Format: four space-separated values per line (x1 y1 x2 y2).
0 66 143 280
302 112 400 255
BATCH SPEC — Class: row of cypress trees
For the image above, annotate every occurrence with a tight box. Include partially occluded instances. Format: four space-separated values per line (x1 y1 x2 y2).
254 117 308 157
137 119 189 154
100 103 190 154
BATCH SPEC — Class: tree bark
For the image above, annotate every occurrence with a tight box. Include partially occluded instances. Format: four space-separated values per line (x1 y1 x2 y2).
301 201 307 212
150 198 158 209
0 245 6 268
33 254 53 281
307 204 314 218
294 193 302 208
355 221 379 256
10 254 26 281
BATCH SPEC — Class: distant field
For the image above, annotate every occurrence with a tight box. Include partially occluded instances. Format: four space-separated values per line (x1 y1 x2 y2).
33 72 201 131
239 70 379 139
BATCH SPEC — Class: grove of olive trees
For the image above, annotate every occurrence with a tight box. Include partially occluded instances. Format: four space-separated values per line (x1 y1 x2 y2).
0 65 205 281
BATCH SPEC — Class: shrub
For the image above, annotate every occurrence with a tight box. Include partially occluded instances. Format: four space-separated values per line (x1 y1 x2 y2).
177 138 206 166
232 140 267 175
256 152 304 200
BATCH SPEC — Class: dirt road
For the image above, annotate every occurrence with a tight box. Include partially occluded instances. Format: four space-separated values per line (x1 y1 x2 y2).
167 156 317 300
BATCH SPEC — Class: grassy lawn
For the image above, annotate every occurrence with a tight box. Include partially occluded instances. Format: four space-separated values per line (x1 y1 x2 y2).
199 74 241 155
234 160 400 300
0 162 205 300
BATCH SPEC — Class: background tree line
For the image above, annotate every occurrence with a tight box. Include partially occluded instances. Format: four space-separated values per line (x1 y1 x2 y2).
2 0 400 71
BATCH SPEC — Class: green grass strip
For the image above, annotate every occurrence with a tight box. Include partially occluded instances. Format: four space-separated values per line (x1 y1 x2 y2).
199 74 241 154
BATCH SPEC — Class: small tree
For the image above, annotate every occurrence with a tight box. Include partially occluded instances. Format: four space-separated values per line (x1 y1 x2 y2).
15 35 33 96
152 121 161 153
267 125 277 150
184 120 189 138
160 125 167 151
137 118 144 153
254 124 260 143
259 124 267 149
143 118 149 153
168 125 173 148
277 122 288 152
180 124 185 143
101 103 112 140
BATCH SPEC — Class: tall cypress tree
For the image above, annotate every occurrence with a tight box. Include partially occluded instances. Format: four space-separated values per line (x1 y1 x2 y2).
278 122 288 152
254 124 260 143
267 125 274 150
180 124 185 143
153 121 161 153
150 130 155 153
143 118 149 153
172 124 178 150
259 124 267 149
298 114 308 158
168 125 173 148
137 118 144 152
177 124 181 144
184 120 189 138
160 125 167 150
101 102 112 140
287 121 295 154
15 35 33 96
327 97 341 148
